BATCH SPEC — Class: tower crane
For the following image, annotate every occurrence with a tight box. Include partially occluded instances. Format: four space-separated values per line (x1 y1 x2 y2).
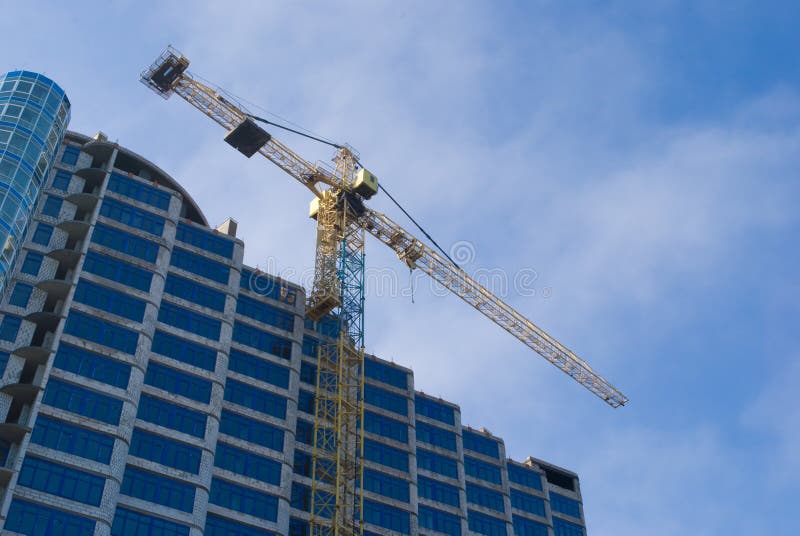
141 46 627 536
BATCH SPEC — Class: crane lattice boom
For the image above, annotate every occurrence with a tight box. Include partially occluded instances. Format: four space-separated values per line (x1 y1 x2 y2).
141 47 340 196
362 209 627 407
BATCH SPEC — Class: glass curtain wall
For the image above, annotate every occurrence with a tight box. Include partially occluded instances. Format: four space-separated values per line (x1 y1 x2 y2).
0 71 70 292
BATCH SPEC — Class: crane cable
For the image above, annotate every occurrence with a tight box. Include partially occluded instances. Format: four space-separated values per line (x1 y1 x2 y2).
377 183 461 270
193 71 343 148
246 113 343 150
246 114 461 269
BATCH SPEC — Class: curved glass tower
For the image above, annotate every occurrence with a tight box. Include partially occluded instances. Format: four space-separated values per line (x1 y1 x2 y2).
0 71 70 292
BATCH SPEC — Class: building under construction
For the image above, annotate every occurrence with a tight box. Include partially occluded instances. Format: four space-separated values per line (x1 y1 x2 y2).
0 67 598 535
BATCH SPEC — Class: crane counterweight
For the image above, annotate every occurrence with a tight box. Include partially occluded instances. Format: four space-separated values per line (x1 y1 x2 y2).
224 118 272 157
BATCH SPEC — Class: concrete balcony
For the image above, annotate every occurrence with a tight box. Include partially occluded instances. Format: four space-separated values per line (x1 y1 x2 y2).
81 139 115 163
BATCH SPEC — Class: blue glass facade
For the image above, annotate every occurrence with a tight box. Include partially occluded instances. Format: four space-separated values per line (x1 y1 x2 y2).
0 129 587 536
0 71 70 291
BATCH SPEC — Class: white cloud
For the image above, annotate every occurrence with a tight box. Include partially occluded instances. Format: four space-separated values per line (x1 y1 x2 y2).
742 356 800 490
575 424 757 536
533 112 799 322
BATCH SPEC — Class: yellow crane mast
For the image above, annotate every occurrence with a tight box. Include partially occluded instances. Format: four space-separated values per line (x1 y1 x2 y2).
141 46 627 536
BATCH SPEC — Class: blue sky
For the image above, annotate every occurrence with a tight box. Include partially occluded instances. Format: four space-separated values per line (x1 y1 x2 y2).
3 1 799 534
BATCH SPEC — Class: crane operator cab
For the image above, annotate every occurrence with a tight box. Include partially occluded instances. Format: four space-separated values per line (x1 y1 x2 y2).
352 168 378 199
309 168 378 219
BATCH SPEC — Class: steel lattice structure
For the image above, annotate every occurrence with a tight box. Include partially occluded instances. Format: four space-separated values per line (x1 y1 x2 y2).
140 46 628 536
362 210 627 407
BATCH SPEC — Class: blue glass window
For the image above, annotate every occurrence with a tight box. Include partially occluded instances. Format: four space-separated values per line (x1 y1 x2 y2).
6 499 95 535
176 222 234 258
365 358 408 389
92 223 159 262
298 389 315 413
100 197 165 236
553 518 585 536
418 475 460 507
364 410 408 443
214 442 282 485
43 378 123 424
61 145 80 165
363 500 409 534
464 456 502 485
18 456 105 505
419 505 462 536
219 409 284 451
415 395 455 425
233 321 292 359
363 438 408 472
73 279 146 321
145 361 212 403
165 273 226 311
83 250 152 292
507 464 542 490
463 430 500 458
51 169 72 191
121 465 196 512
467 482 505 512
289 517 309 536
416 421 457 451
0 352 8 377
111 507 189 536
224 378 287 419
304 316 338 337
129 428 202 474
468 510 507 536
228 348 290 389
513 515 548 536
158 301 221 340
240 269 298 304
550 493 582 519
363 468 409 502
9 282 33 307
295 418 314 445
170 247 230 284
302 335 319 358
54 343 131 388
206 513 279 536
32 223 53 245
41 195 62 217
237 295 294 331
0 314 20 341
151 330 217 371
294 450 312 477
365 384 407 416
108 172 171 210
292 482 331 515
417 448 459 479
300 360 317 384
209 478 278 521
20 250 43 274
511 489 545 516
64 311 139 354
137 394 207 438
30 415 114 463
